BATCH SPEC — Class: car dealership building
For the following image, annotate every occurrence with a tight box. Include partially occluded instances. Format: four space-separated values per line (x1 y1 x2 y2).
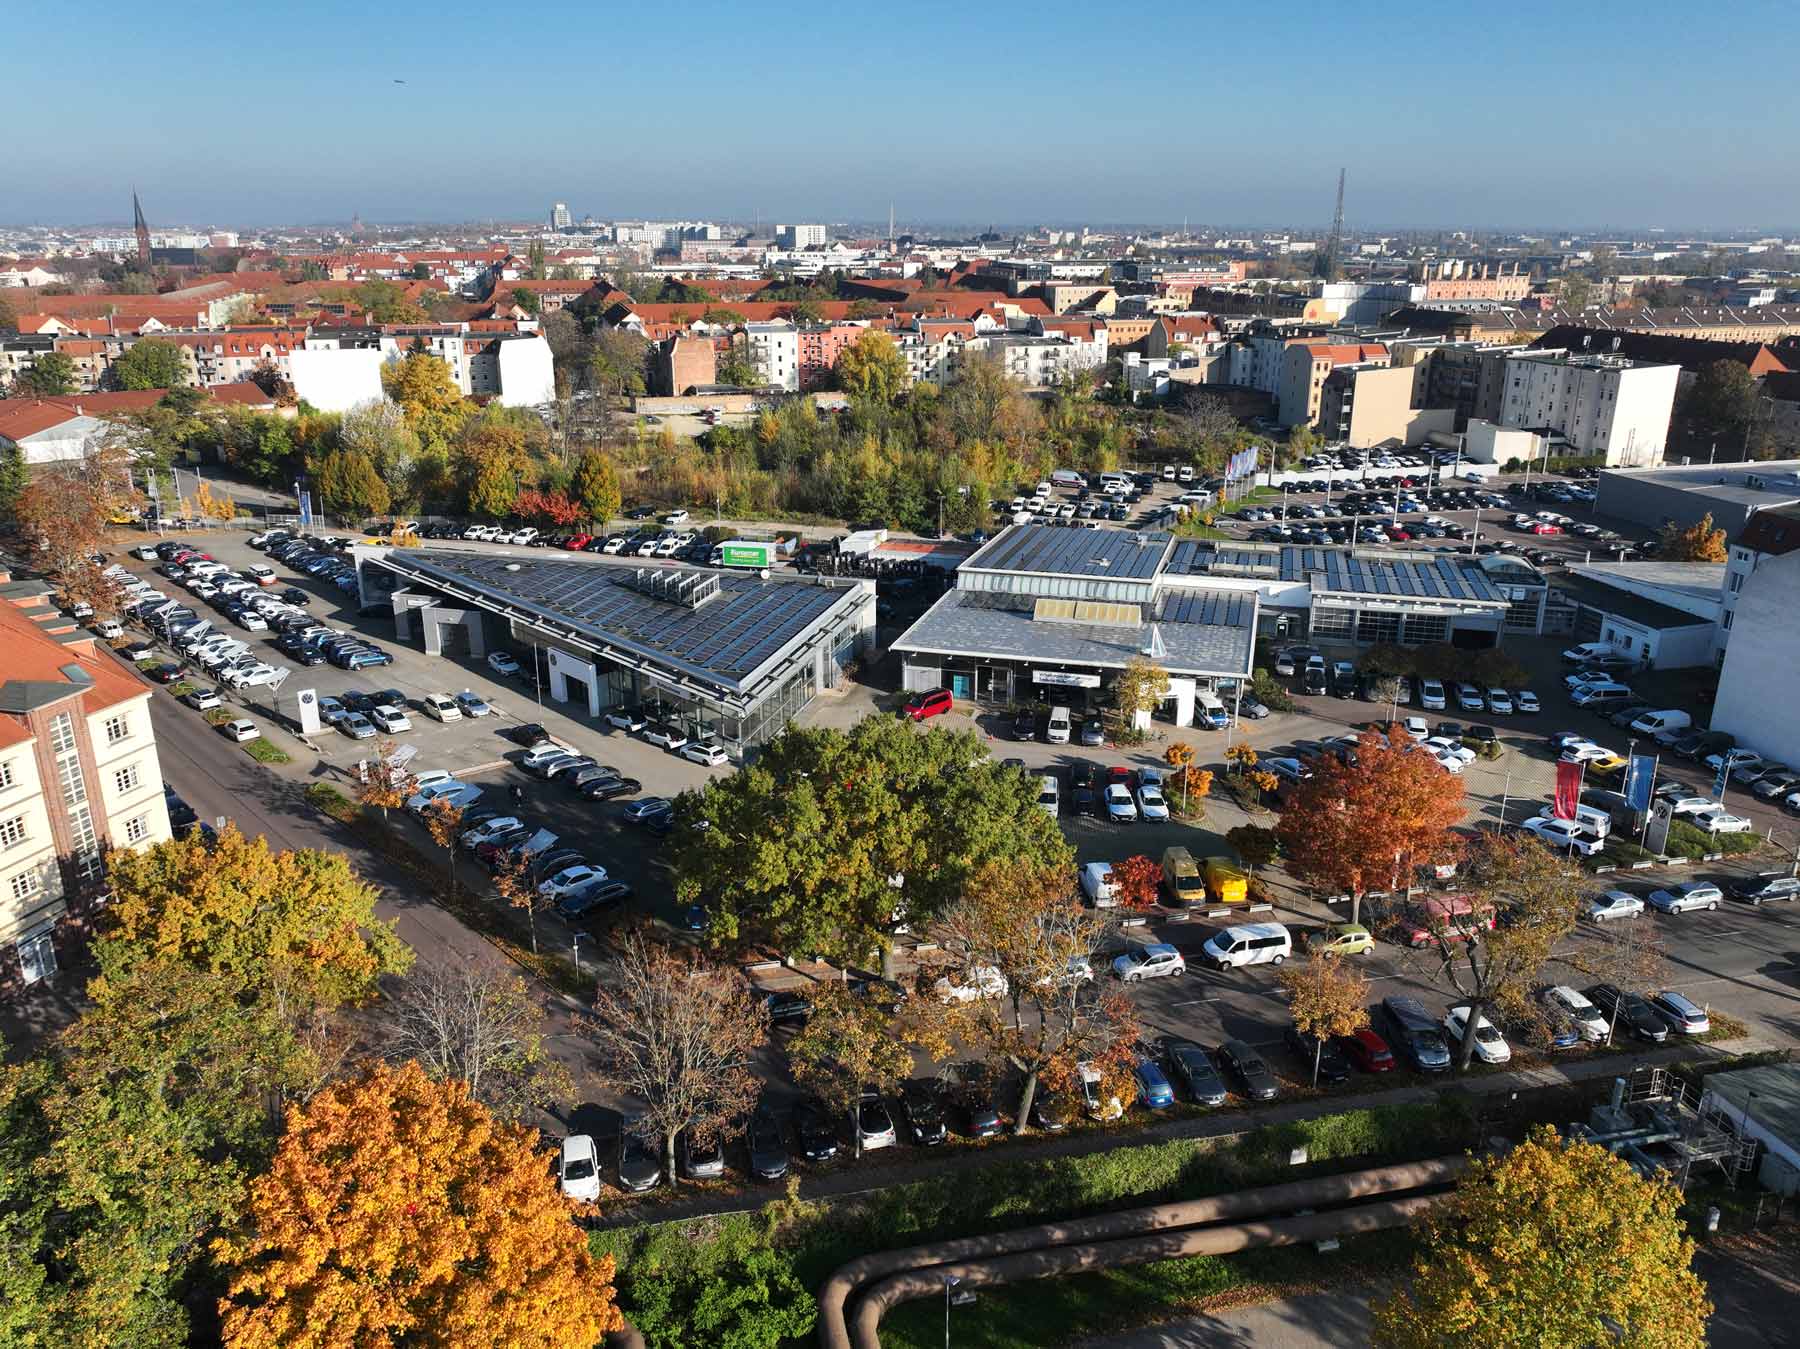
357 546 875 760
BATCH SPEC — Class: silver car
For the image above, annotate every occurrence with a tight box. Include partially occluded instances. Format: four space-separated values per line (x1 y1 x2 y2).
1646 882 1723 915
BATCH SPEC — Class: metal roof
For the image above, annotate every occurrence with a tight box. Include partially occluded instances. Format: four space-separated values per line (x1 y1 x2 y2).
893 585 1255 677
382 549 861 694
962 524 1172 581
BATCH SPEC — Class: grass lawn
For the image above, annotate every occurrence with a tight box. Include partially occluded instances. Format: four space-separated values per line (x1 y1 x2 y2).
243 738 290 765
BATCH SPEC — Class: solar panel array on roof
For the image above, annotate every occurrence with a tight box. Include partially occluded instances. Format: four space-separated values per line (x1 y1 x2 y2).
1280 547 1503 603
966 524 1170 580
390 550 852 683
1160 591 1256 628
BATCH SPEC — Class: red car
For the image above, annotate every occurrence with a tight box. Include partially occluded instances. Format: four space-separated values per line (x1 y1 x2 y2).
1530 522 1561 535
1387 527 1411 541
901 689 953 721
1335 1027 1397 1074
1106 765 1135 787
564 533 592 551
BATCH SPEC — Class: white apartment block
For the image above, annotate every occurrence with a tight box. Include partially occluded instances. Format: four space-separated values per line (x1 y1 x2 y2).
967 333 1107 388
0 599 170 994
743 321 800 392
777 224 828 250
1496 350 1680 466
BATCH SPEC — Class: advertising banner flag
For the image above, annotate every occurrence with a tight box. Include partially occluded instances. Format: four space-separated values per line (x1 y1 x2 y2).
1624 754 1656 811
1553 759 1583 820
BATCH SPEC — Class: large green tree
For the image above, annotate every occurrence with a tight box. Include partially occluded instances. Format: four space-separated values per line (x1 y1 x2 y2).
1680 360 1775 459
1374 1125 1710 1348
313 446 392 521
111 337 189 391
672 715 1074 968
570 447 621 523
13 352 78 396
835 329 908 404
0 443 27 525
381 350 468 455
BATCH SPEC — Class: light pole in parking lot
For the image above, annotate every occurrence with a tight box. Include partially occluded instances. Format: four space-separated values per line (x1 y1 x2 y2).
571 931 586 978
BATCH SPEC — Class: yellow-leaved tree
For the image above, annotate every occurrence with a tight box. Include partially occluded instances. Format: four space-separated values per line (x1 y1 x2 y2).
97 825 411 1012
214 1060 621 1348
1373 1124 1711 1348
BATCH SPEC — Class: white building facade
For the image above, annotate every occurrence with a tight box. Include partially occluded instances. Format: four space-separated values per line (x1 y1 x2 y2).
1496 350 1680 466
743 321 800 392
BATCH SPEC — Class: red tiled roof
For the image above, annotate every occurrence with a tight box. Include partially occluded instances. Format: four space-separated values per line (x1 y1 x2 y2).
1305 343 1389 364
0 383 275 441
0 599 150 720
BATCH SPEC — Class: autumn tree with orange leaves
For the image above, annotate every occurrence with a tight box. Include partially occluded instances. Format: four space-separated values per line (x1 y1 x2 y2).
920 860 1138 1133
214 1060 621 1349
1110 854 1164 910
1276 728 1465 928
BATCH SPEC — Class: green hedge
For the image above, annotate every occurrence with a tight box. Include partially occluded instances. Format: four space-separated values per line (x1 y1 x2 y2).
1664 819 1713 860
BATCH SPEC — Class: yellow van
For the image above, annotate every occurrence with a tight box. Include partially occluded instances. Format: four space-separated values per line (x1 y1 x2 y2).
1161 846 1205 908
1204 856 1249 905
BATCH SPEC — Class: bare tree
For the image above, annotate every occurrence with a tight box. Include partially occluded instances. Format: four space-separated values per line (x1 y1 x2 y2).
388 962 573 1122
585 929 762 1185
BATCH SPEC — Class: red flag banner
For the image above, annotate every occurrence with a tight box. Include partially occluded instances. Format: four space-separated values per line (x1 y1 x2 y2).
1553 759 1582 820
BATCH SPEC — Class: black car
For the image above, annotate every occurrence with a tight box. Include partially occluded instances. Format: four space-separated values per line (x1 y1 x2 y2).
1302 665 1327 695
765 990 812 1028
505 722 554 747
1465 724 1497 745
582 775 643 801
618 1130 662 1192
1732 874 1800 906
1011 709 1037 741
899 1083 947 1145
794 1099 840 1161
1216 1039 1280 1101
1584 983 1670 1043
746 1107 790 1180
961 1093 1004 1138
1164 1037 1228 1106
1030 1089 1075 1132
1283 1027 1353 1084
146 662 184 684
554 880 631 920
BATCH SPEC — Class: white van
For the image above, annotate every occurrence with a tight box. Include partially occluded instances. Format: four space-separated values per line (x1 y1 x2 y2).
1080 862 1119 909
1201 922 1292 970
1534 802 1612 840
1051 469 1086 490
1629 709 1691 737
1571 680 1633 708
1046 706 1072 744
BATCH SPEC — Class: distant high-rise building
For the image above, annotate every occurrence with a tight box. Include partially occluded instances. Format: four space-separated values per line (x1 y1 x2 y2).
777 223 826 250
550 202 572 230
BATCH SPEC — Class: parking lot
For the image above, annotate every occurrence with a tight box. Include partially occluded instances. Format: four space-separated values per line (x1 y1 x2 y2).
101 523 1800 1191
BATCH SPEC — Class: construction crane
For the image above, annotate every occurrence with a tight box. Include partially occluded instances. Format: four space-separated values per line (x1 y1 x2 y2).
1316 168 1345 281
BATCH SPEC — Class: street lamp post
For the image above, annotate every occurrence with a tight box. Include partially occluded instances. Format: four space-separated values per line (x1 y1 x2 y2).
571 932 586 977
944 1276 960 1349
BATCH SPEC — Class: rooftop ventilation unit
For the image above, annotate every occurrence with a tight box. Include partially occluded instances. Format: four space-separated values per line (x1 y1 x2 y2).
1033 597 1142 628
623 567 721 609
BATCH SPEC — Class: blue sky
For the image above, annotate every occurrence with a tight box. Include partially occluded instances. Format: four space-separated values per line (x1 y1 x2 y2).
6 1 1796 230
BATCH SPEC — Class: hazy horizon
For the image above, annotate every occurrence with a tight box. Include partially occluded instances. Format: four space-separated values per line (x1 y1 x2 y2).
6 0 1797 233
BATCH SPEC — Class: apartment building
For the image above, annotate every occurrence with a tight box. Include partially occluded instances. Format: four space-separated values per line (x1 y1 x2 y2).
894 319 981 385
1719 504 1800 655
1275 343 1390 427
1413 260 1533 303
776 224 827 249
796 323 868 391
652 335 718 396
743 320 800 392
1316 363 1455 448
0 596 170 994
1495 349 1679 466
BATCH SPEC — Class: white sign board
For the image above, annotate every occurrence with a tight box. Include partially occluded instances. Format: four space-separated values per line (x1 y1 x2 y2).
1033 670 1101 689
294 687 322 736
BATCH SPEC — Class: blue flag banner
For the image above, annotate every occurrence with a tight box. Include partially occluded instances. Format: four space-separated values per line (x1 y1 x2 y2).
1624 754 1656 810
1713 756 1730 800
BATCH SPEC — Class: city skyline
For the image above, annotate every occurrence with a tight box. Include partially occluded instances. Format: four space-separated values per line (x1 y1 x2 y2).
7 1 1798 230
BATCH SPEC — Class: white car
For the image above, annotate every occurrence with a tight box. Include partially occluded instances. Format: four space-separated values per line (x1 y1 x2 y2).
1486 688 1513 715
1419 680 1446 711
601 536 627 555
559 1134 601 1203
1111 943 1186 982
1424 736 1475 765
1521 816 1603 855
421 693 462 723
605 706 647 732
664 509 690 526
1542 985 1609 1042
1704 750 1759 775
1586 890 1645 922
1444 1005 1511 1065
680 740 729 767
220 662 278 688
1429 747 1467 774
460 816 523 850
371 704 412 733
219 718 260 743
538 863 607 899
934 964 1008 1003
521 743 570 771
406 780 479 815
1514 690 1541 714
1665 795 1717 817
1559 741 1616 765
1402 716 1429 741
641 722 689 751
1691 806 1752 834
1104 783 1137 823
1136 783 1169 821
487 650 522 677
